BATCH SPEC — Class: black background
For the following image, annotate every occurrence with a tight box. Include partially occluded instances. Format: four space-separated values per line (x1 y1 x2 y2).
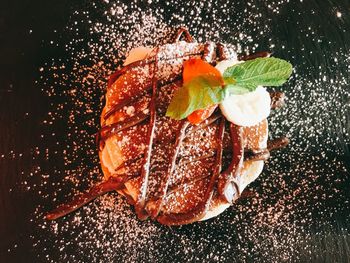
1 0 350 262
0 0 71 260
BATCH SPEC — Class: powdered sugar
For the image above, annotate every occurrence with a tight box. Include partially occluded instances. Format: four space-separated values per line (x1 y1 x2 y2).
27 0 350 262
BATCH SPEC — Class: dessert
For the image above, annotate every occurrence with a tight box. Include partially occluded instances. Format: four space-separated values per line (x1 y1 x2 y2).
46 27 292 225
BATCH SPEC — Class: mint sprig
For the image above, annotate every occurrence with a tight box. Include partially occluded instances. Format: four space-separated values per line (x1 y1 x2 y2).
166 57 293 120
223 57 293 95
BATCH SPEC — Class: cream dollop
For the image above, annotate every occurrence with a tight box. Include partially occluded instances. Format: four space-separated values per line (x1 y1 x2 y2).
216 60 271 127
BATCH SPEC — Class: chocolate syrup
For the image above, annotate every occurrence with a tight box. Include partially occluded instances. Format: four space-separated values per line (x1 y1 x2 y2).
203 42 217 62
135 48 160 220
268 137 290 151
217 124 244 202
244 137 289 162
103 47 205 122
45 175 131 220
149 120 190 218
270 92 285 109
157 118 225 225
238 51 271 61
245 149 270 162
47 28 289 223
98 112 149 147
216 43 230 61
173 27 194 43
99 90 284 149
103 76 182 121
103 92 149 120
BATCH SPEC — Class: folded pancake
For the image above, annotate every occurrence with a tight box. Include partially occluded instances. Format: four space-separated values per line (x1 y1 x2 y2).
45 28 288 224
98 37 274 225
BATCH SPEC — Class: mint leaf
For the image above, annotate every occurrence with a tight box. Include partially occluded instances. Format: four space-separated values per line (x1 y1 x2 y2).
223 57 293 93
166 57 293 121
166 75 223 120
224 83 256 95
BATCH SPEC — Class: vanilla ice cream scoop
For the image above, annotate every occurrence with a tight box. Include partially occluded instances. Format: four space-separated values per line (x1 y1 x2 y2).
216 60 271 127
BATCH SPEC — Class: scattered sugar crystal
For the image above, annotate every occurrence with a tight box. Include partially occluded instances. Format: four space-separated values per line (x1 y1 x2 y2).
21 0 350 262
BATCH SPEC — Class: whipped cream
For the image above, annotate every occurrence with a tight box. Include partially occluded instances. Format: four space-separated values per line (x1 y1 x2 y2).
216 59 271 127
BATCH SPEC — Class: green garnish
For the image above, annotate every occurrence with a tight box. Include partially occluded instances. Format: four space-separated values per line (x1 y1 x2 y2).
166 75 223 120
166 57 293 120
223 57 293 95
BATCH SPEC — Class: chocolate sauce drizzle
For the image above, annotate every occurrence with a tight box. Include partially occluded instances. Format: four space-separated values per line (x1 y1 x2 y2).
135 48 160 220
238 51 271 61
216 43 230 61
103 76 182 122
98 91 285 150
174 26 194 43
102 52 203 122
99 112 149 145
148 120 190 218
103 92 149 120
218 124 244 203
244 137 289 162
157 118 225 225
270 91 285 109
45 175 130 220
46 27 289 223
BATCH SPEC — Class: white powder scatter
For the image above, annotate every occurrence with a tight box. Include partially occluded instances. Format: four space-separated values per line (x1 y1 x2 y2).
126 106 135 116
26 0 350 262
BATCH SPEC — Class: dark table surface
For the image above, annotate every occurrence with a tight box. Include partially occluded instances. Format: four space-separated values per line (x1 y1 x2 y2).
1 0 350 262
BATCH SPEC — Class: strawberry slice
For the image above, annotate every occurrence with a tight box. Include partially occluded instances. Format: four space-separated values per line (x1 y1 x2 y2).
187 105 217 125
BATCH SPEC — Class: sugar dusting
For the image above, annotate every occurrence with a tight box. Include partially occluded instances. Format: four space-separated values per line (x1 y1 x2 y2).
27 1 350 262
